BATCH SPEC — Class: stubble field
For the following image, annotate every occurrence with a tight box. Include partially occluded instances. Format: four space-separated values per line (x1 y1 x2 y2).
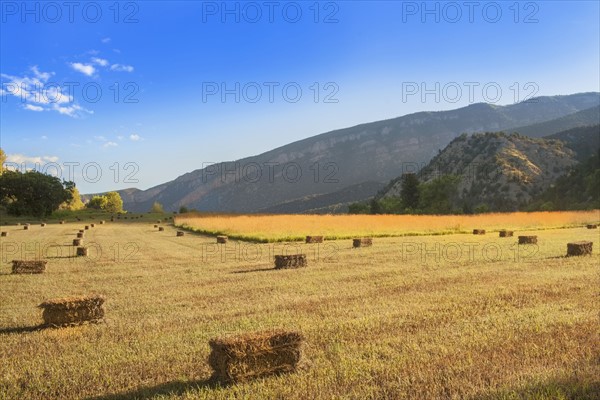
1 212 599 399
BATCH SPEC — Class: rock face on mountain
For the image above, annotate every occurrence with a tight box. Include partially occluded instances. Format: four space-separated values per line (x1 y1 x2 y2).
107 92 598 213
381 132 580 211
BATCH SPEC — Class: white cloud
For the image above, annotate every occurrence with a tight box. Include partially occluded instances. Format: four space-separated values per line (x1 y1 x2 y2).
110 64 134 72
91 57 109 67
70 62 95 76
94 135 107 141
24 104 44 112
103 141 118 148
6 153 59 165
31 65 52 81
129 133 141 141
51 103 93 118
117 135 125 140
101 37 111 44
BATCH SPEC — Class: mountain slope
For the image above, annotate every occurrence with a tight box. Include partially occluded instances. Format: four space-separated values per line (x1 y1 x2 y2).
380 132 579 211
511 105 600 137
111 92 599 213
545 124 600 162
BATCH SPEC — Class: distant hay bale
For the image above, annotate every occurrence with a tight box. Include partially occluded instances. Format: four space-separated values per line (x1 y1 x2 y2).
12 260 47 274
305 236 323 243
587 224 598 229
473 229 486 235
100 220 105 224
60 221 65 224
158 227 165 231
518 236 537 245
217 235 228 244
177 231 185 237
1 232 7 237
499 230 514 237
567 241 593 257
84 225 90 230
76 247 88 257
353 238 373 247
110 217 115 222
23 225 29 230
76 232 84 238
73 238 83 246
90 223 95 228
156 220 161 223
41 223 46 227
208 330 303 384
78 229 85 233
38 295 105 327
274 254 307 269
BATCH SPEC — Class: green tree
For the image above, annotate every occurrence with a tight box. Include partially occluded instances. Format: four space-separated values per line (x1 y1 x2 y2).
179 206 189 214
348 202 370 214
104 192 124 213
419 175 461 214
400 173 420 210
151 201 165 213
87 195 108 210
61 186 85 210
0 148 6 175
0 170 73 217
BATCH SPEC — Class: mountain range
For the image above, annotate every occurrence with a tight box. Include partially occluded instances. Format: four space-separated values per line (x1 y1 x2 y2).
87 92 600 213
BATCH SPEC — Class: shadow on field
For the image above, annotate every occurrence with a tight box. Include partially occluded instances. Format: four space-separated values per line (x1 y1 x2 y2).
469 376 600 400
0 324 47 335
232 266 275 274
86 377 224 400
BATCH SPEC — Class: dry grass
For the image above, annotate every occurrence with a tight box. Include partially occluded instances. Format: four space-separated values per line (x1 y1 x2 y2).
0 220 598 399
175 210 600 242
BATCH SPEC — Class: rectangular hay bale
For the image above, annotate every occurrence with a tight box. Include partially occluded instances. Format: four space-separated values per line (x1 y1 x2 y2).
38 295 105 326
305 236 323 243
208 330 303 384
353 238 373 247
274 254 307 269
11 260 47 274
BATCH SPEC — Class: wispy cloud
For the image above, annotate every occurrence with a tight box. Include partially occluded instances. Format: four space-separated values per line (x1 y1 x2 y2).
103 141 118 148
129 133 142 141
51 103 93 118
91 57 109 67
70 62 96 76
6 153 60 165
24 104 44 112
101 37 111 44
110 64 134 72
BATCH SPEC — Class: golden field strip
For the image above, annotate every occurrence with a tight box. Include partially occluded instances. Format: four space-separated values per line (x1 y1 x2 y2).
175 211 600 242
0 213 599 399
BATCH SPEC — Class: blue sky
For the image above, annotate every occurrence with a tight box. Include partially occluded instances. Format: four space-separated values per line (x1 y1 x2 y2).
1 1 599 193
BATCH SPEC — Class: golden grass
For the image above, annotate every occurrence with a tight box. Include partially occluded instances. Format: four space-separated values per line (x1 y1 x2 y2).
0 221 598 399
175 210 600 242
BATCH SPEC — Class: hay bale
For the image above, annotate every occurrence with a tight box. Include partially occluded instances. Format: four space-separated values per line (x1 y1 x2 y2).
100 220 105 224
518 235 537 244
177 231 185 237
274 254 307 269
1 232 7 237
567 241 593 257
38 295 105 327
78 229 85 233
217 235 228 244
84 225 90 230
473 229 486 235
73 238 83 246
23 225 29 230
353 238 373 248
208 330 303 384
110 217 115 222
499 230 514 237
156 220 162 223
11 260 47 274
90 223 95 228
76 247 88 257
76 232 84 238
60 220 65 224
587 224 598 229
41 223 46 227
158 227 165 232
305 235 323 243
153 224 158 228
